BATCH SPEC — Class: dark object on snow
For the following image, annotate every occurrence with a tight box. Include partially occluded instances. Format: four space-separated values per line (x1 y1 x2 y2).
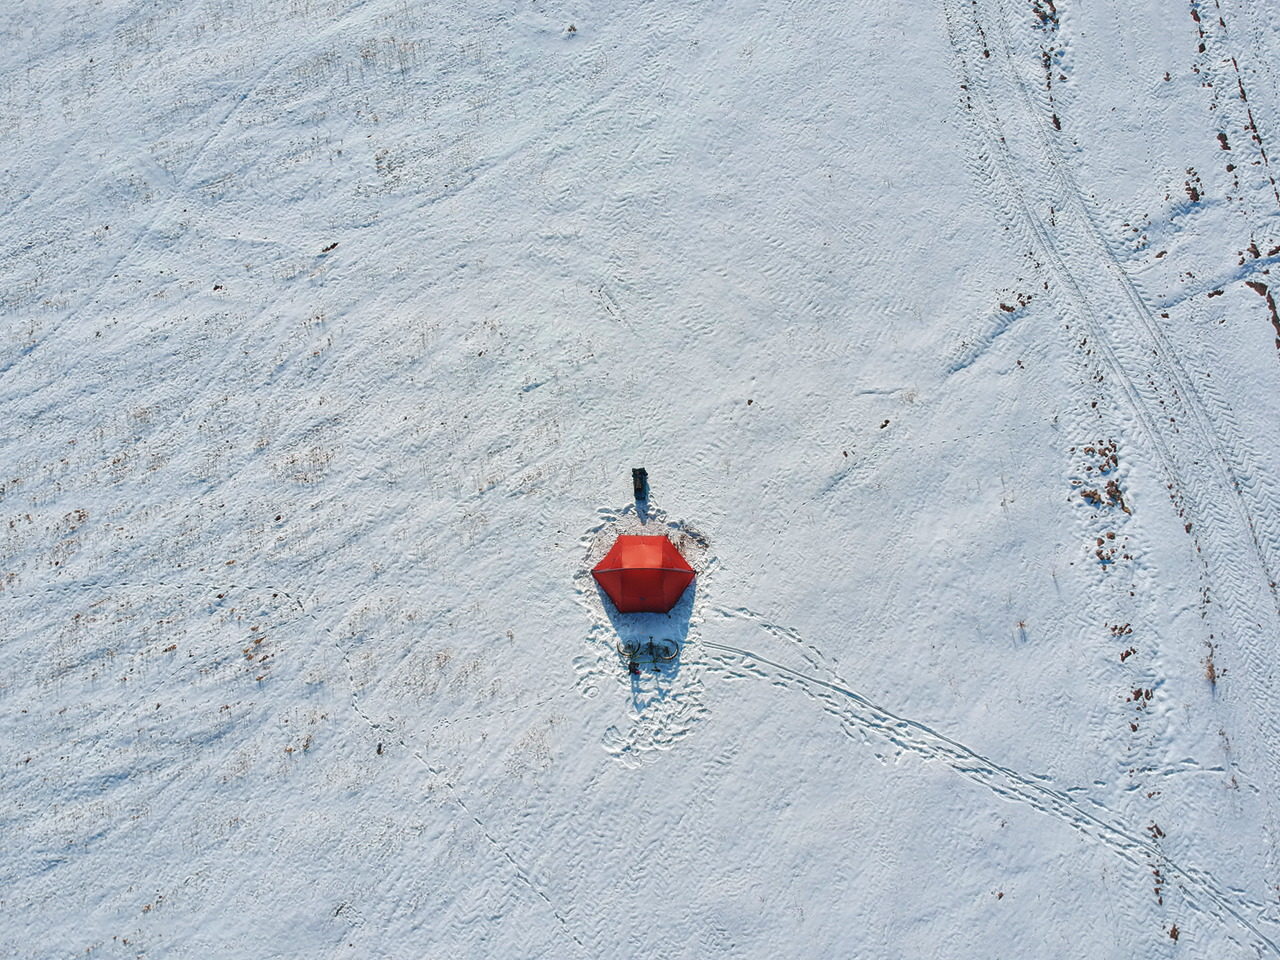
616 638 680 662
593 535 695 613
632 467 649 502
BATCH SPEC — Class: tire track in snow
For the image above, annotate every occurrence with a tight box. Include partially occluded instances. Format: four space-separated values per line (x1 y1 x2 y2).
944 0 1280 915
973 2 1280 870
979 0 1280 611
939 0 1280 776
1205 0 1280 212
699 626 1280 956
939 0 1206 559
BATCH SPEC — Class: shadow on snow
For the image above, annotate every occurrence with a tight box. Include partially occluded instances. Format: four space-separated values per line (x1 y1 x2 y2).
596 577 696 712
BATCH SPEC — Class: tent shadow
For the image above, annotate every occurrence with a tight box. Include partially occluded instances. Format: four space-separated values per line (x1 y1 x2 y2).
596 578 695 710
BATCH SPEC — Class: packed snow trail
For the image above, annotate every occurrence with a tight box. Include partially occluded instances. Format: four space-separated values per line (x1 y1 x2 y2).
8 0 1280 955
701 634 1280 956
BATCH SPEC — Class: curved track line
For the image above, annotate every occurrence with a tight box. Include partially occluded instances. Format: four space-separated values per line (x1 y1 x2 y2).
979 0 1280 614
936 0 1280 803
277 588 590 955
700 637 1280 955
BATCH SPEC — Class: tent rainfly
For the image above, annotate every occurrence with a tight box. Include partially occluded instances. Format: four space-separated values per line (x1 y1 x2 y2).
591 535 695 613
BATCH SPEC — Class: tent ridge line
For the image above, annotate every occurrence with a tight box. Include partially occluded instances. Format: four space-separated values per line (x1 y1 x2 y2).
592 567 695 574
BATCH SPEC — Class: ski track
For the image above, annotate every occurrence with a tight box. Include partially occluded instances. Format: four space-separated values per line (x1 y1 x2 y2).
939 0 1280 779
701 607 1280 956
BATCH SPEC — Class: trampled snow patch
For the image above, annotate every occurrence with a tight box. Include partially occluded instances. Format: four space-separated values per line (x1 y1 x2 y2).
6 0 1280 956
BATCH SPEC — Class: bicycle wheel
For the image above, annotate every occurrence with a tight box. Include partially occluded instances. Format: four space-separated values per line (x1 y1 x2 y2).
654 639 679 661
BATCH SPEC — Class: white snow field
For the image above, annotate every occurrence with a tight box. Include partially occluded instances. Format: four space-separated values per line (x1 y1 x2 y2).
4 0 1280 956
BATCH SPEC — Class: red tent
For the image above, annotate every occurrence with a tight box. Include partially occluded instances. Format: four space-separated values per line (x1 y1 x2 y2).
591 535 695 613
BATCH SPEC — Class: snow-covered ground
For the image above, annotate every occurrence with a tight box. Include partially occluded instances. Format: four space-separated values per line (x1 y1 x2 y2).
4 0 1280 956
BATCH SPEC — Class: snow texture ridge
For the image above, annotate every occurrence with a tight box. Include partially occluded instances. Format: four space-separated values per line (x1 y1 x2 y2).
4 0 1280 956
